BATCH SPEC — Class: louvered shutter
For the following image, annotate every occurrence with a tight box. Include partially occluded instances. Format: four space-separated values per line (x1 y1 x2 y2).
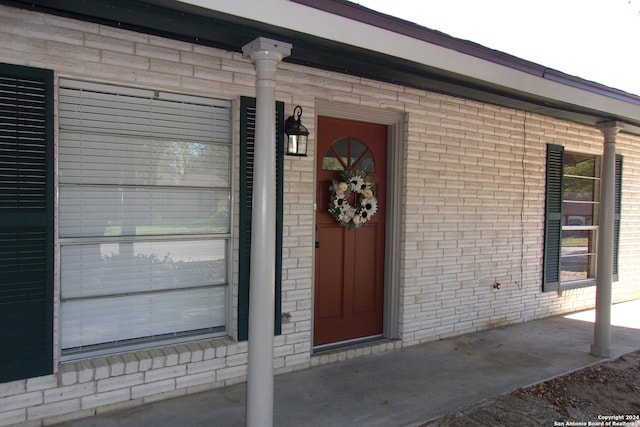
543 144 563 292
238 96 284 341
613 154 623 281
0 64 53 382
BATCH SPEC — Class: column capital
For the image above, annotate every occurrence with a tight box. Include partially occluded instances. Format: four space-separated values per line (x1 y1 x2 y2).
596 120 624 142
242 37 292 62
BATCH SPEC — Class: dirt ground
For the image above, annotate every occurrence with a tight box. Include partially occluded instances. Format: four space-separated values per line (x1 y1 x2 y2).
421 350 640 427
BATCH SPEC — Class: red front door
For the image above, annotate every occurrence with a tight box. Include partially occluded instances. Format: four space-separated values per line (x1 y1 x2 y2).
314 116 387 346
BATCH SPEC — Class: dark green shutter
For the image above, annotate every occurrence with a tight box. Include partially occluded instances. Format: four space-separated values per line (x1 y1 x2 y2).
613 154 623 281
543 144 564 292
0 64 54 382
238 96 284 341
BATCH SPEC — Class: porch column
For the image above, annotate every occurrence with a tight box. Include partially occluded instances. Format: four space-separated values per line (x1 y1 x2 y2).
242 37 291 427
591 121 622 358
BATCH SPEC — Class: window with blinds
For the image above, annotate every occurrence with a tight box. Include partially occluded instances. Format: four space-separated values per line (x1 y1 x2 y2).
58 79 231 358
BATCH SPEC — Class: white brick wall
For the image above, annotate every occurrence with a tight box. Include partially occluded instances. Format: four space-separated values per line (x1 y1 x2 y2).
1 4 640 425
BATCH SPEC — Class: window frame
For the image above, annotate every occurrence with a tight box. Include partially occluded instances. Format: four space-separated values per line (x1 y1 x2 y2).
57 79 233 360
560 152 600 287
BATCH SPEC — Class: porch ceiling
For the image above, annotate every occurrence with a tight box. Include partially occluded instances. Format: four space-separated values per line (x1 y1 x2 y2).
4 0 640 136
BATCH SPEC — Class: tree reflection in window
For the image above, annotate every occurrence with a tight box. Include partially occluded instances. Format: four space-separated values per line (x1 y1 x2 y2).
322 137 375 172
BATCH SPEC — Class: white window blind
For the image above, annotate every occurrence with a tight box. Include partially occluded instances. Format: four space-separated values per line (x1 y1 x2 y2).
58 80 231 357
58 132 231 187
59 187 229 237
61 240 227 298
61 287 227 350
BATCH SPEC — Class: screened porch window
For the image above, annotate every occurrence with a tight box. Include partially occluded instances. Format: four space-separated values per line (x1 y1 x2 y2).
58 80 231 358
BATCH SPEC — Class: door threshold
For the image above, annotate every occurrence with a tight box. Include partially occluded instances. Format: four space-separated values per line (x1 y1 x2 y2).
313 335 385 353
310 336 401 367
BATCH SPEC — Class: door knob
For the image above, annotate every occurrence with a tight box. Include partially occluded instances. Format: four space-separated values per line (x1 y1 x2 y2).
315 241 320 249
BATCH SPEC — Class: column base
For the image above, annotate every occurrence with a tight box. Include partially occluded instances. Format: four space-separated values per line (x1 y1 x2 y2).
590 344 610 358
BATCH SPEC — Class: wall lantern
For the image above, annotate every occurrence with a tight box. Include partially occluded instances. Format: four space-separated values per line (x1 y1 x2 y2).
284 105 309 156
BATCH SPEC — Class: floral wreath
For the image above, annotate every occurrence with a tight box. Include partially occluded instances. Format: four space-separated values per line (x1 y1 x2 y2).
328 169 378 229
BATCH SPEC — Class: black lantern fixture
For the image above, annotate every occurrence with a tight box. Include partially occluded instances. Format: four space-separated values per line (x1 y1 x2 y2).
284 105 309 156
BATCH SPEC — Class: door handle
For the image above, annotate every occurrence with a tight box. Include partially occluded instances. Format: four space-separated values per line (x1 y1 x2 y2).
315 241 320 249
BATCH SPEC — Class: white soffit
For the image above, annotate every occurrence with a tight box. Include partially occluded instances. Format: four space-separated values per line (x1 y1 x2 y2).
177 0 639 121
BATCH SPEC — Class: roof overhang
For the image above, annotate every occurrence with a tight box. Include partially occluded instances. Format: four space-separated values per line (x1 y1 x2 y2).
4 0 640 135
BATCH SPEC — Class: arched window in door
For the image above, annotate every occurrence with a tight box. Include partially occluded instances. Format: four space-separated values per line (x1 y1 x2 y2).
322 137 375 172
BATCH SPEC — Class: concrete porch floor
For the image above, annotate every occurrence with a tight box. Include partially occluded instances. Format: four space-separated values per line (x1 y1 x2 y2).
56 300 640 427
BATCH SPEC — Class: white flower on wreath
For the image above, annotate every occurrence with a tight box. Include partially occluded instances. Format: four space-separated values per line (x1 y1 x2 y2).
337 182 348 192
338 205 355 222
360 197 378 219
348 175 364 192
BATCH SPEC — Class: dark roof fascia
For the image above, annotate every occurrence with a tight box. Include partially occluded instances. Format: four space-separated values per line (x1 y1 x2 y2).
2 0 639 135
